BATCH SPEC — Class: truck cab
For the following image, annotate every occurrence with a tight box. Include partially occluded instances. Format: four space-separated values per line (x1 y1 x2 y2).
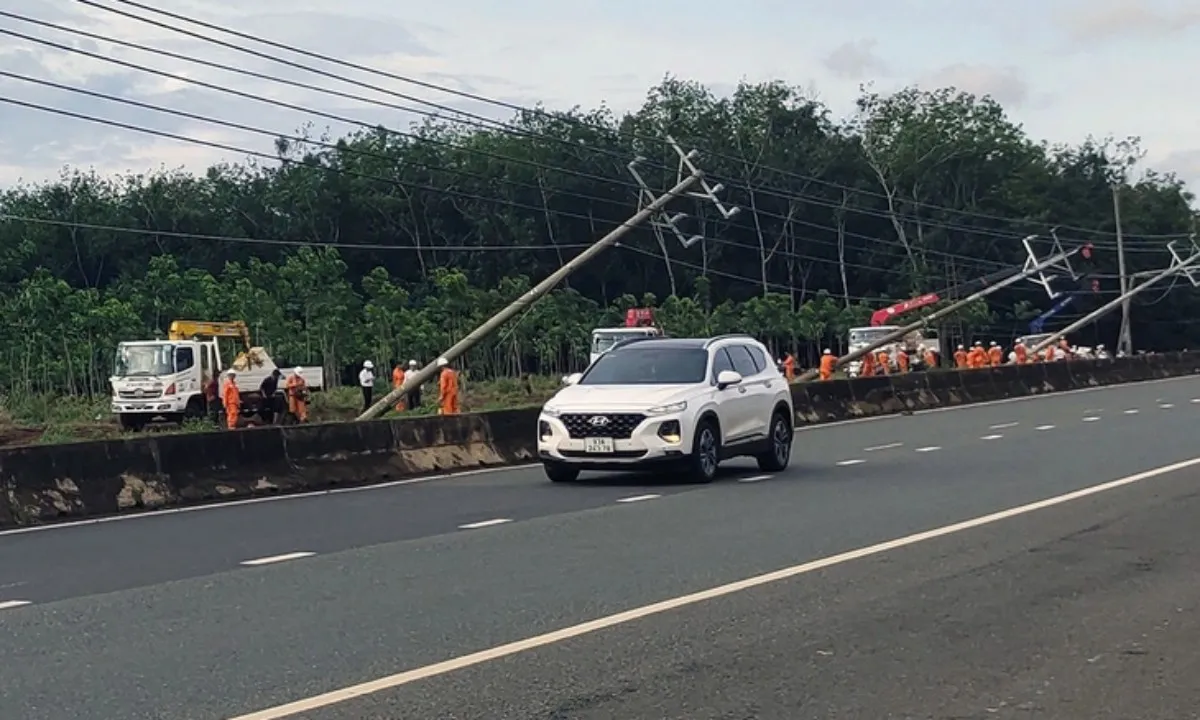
588 308 662 366
110 339 219 429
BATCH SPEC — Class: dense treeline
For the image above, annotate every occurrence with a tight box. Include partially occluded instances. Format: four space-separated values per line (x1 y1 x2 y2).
0 77 1196 394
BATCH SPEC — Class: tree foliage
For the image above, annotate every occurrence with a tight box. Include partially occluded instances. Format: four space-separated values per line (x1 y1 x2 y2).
0 77 1195 394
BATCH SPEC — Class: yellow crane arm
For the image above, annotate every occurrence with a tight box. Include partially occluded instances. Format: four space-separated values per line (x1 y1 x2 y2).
167 320 252 350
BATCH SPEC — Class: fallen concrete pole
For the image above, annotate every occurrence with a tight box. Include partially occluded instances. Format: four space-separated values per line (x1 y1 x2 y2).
2 352 1197 529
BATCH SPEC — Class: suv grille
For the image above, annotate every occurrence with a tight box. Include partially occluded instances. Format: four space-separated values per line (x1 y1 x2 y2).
561 413 646 439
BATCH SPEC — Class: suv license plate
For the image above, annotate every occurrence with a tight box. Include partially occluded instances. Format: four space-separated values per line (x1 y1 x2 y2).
584 437 614 453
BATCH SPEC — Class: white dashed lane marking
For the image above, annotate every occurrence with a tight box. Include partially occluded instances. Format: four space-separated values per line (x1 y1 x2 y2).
1159 403 1175 409
915 446 941 453
738 475 771 483
616 494 660 503
1036 425 1055 431
240 552 316 567
835 459 866 467
980 434 1003 440
1124 409 1139 414
989 422 1019 430
1082 416 1100 422
863 442 903 452
458 518 512 530
0 600 31 610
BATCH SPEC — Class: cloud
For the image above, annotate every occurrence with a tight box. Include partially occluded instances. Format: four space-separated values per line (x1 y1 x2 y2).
822 39 887 80
1062 1 1200 42
921 64 1030 107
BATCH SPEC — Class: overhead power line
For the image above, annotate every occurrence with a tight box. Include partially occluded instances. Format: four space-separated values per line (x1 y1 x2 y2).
88 0 1194 241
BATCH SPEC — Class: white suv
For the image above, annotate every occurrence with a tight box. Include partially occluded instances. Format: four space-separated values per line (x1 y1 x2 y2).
537 335 795 483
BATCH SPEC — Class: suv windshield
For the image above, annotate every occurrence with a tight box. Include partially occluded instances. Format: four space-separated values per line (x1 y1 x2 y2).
114 343 175 377
580 347 708 385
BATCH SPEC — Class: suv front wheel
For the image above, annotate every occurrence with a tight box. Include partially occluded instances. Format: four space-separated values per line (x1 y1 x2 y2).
544 462 580 484
684 419 720 483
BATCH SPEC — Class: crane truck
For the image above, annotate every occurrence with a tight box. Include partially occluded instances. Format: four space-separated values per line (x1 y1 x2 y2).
109 320 324 430
588 308 663 365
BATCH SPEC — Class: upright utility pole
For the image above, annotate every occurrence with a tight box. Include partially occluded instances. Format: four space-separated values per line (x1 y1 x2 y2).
358 137 739 420
1030 238 1200 356
1113 185 1133 355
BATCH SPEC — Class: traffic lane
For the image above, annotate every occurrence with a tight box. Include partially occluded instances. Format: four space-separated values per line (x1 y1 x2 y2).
1 368 1172 607
1 402 1194 720
0 463 715 604
333 462 1200 719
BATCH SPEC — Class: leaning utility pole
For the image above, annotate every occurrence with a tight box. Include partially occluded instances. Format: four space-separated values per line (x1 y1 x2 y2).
358 137 739 420
795 235 1086 383
1029 238 1200 356
1113 185 1133 356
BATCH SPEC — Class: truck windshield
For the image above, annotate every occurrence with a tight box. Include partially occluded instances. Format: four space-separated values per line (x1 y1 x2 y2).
592 331 655 354
848 328 896 346
114 343 175 377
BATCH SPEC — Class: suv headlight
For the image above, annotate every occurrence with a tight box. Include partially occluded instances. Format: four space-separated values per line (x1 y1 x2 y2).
541 405 562 417
646 401 686 416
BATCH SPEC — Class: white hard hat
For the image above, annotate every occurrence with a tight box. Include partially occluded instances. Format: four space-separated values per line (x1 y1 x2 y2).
957 344 964 349
436 357 449 367
227 369 237 376
293 366 303 375
408 359 417 366
823 348 831 354
363 360 374 369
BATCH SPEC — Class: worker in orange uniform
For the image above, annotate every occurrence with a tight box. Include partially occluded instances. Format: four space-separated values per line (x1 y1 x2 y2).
967 342 987 368
222 369 241 430
819 349 836 380
391 361 407 412
860 351 876 377
782 353 796 382
954 344 968 368
876 350 890 374
1014 341 1028 364
437 357 460 415
988 341 1003 366
285 366 309 423
922 346 938 370
896 348 910 373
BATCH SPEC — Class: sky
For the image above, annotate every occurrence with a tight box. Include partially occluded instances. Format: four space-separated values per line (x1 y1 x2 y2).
1 0 1199 199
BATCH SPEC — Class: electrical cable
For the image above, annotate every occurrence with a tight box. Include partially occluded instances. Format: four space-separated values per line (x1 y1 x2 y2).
92 0 1195 241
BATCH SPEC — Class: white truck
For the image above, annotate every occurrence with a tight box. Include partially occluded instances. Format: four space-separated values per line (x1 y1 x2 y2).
109 320 324 430
845 325 939 376
588 307 662 365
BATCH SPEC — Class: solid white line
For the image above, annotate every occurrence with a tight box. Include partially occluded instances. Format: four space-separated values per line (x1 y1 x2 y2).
737 475 771 483
1159 403 1175 409
228 455 1200 720
1082 416 1100 422
989 422 1019 429
914 446 941 453
458 518 512 530
863 442 902 452
1191 399 1200 404
835 459 865 466
0 600 31 610
980 434 1003 440
240 552 315 567
1124 409 1139 414
864 441 902 453
616 494 660 503
1036 425 1055 431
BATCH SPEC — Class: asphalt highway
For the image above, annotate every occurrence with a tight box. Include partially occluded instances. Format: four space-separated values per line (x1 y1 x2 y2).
1 376 1199 719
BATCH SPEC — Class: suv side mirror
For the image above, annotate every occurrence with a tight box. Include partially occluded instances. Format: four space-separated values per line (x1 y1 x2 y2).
716 370 743 389
563 372 583 386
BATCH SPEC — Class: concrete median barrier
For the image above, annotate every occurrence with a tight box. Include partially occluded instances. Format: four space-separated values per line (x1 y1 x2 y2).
0 408 540 529
2 353 1198 529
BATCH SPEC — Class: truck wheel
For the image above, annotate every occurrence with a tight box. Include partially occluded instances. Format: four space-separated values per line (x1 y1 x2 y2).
684 419 720 483
183 398 205 422
755 410 793 472
119 414 147 431
544 462 580 484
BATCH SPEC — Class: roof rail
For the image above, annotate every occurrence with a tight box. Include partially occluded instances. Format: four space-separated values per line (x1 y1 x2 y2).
703 333 755 348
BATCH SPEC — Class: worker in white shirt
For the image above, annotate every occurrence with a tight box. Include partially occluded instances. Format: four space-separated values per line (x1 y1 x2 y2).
359 360 376 412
